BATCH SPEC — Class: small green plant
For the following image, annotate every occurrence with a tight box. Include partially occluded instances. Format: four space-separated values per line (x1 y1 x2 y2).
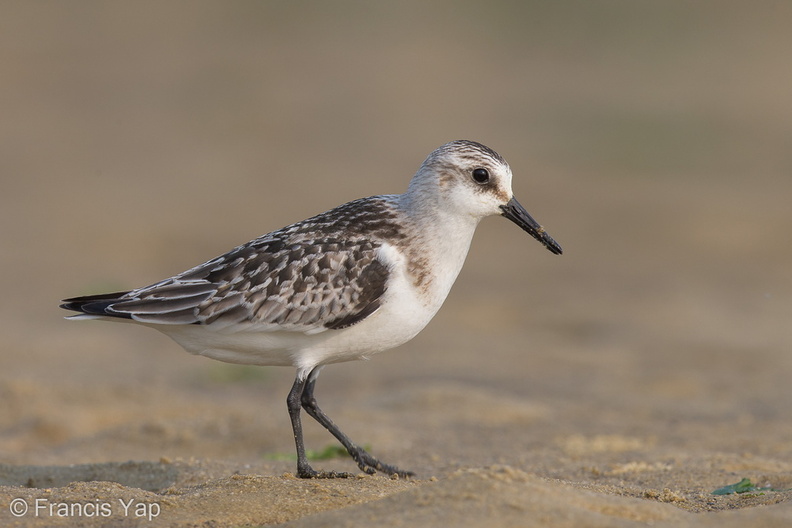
306 444 351 461
711 478 789 495
265 444 371 461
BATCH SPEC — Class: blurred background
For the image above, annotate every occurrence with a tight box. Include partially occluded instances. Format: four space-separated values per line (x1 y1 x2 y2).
0 0 790 485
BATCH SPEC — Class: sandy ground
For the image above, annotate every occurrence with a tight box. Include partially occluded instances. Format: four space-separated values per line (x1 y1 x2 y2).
1 1 792 526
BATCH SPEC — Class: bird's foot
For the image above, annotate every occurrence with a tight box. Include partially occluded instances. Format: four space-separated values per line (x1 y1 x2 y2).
295 447 413 479
347 445 414 479
296 464 355 479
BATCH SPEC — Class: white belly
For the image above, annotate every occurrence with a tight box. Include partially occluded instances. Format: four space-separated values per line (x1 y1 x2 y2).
156 237 468 377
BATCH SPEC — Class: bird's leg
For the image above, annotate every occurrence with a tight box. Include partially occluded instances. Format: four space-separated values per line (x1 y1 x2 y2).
300 367 414 478
286 373 353 479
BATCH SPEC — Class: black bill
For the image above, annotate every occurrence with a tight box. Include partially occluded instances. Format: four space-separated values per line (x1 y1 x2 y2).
500 197 563 255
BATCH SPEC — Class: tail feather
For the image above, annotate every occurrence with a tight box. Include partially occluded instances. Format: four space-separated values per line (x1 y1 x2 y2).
60 291 133 319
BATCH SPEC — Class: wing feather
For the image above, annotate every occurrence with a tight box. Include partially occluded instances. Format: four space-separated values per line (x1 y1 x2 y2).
66 236 390 333
62 196 404 333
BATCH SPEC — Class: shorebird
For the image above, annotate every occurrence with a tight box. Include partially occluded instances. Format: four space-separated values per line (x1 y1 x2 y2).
61 140 562 478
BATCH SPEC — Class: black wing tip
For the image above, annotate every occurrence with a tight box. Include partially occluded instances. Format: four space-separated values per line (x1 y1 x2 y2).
60 291 133 318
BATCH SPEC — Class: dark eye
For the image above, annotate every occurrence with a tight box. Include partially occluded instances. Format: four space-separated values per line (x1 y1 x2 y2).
472 168 490 184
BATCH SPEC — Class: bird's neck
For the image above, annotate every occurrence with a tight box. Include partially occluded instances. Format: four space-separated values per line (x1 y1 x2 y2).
396 189 480 306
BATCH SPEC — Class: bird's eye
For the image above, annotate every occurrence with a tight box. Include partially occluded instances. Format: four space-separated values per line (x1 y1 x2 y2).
472 168 490 184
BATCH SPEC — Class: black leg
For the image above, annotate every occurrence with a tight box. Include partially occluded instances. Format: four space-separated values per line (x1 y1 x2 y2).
299 367 414 478
286 373 352 478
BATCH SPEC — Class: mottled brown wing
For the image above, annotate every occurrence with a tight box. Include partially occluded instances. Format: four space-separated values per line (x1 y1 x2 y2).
105 236 389 332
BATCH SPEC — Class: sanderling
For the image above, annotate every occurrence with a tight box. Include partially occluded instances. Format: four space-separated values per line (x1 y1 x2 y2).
61 140 562 478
